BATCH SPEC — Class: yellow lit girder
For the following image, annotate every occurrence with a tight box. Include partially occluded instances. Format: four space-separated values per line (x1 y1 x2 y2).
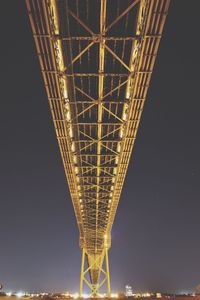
26 0 170 295
80 240 111 297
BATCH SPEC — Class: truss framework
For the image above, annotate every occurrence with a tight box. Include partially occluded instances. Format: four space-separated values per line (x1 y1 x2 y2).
80 244 111 297
26 0 170 295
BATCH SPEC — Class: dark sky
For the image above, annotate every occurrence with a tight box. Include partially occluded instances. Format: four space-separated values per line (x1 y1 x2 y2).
0 0 200 294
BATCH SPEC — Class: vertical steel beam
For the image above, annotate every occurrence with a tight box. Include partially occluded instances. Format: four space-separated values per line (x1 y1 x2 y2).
79 247 111 297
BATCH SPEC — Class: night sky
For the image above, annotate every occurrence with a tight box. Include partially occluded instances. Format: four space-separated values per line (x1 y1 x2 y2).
0 0 200 294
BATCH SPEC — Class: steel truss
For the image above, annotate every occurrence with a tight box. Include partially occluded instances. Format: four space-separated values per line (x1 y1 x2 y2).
80 244 111 297
26 0 170 296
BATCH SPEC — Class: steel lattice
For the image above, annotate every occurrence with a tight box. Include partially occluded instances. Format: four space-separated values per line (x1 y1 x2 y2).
26 0 170 291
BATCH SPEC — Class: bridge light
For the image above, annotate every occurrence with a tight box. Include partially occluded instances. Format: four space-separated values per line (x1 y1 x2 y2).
57 40 65 72
125 78 132 99
119 127 124 139
122 103 129 121
126 86 131 99
113 168 117 175
109 199 112 203
64 101 70 110
115 155 119 164
69 126 73 138
73 155 77 164
79 199 82 203
63 88 68 100
117 143 121 153
75 167 78 174
71 142 75 152
66 110 71 122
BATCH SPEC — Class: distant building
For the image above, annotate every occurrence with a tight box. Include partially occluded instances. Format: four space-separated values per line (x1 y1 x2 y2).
125 285 133 297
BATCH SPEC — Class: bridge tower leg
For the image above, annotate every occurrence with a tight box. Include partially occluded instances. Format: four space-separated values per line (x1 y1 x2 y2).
79 247 111 297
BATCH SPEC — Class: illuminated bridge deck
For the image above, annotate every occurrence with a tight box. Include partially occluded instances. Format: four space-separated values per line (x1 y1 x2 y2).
26 0 170 295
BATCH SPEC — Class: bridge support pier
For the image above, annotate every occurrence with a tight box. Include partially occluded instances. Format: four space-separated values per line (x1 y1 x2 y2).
79 247 111 298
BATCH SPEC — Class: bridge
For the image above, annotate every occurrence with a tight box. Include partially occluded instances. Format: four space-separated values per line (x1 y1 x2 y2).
25 0 170 297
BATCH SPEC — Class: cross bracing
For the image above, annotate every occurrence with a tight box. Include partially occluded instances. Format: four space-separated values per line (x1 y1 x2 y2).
26 0 170 295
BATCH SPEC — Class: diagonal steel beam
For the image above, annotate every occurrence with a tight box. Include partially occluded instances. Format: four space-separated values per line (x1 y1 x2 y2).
105 0 141 33
102 78 129 100
105 44 131 72
75 103 96 119
102 105 124 123
68 9 95 36
72 41 96 64
75 86 96 102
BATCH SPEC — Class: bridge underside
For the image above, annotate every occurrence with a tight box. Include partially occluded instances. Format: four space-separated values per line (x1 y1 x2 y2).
26 0 170 296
